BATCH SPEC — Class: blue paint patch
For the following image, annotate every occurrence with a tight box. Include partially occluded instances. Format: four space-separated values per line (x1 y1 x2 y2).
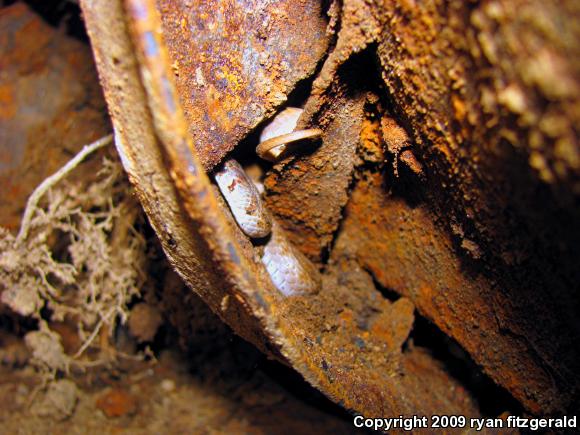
129 1 148 19
215 78 229 91
143 31 158 56
161 76 176 113
354 336 366 349
227 242 240 265
187 162 197 176
253 292 269 312
241 46 258 70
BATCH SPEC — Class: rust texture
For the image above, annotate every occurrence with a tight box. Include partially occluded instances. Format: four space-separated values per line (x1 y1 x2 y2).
79 0 580 420
263 0 383 263
81 0 488 420
0 4 110 230
334 171 576 413
274 256 480 417
368 0 580 414
156 0 330 170
265 95 365 262
262 0 580 413
128 0 292 355
81 0 278 357
301 0 380 125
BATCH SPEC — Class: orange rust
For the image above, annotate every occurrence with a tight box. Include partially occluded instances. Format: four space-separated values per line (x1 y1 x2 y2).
399 149 424 176
276 257 479 417
338 308 354 329
0 84 15 119
375 0 580 414
156 0 329 170
358 117 385 164
82 0 580 420
451 93 467 122
265 96 366 263
334 171 577 414
96 388 138 418
381 116 409 157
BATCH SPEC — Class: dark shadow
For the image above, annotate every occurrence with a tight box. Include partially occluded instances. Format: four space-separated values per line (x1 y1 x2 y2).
408 315 523 418
4 0 88 41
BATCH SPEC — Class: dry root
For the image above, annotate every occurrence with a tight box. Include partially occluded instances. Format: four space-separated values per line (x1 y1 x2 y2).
0 135 148 374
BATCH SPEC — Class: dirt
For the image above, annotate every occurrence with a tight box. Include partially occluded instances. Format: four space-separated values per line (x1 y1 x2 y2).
0 2 110 231
0 312 361 435
2 0 579 431
0 4 365 432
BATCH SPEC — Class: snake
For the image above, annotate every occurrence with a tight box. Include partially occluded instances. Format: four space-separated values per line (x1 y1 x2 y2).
213 107 322 296
213 159 272 239
262 221 321 296
256 107 322 162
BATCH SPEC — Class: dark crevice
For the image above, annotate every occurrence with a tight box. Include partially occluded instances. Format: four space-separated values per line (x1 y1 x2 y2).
365 267 401 302
3 0 89 42
318 48 385 267
363 261 522 417
0 313 38 337
407 315 523 418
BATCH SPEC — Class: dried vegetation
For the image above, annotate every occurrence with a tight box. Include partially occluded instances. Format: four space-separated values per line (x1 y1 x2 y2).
1 136 147 376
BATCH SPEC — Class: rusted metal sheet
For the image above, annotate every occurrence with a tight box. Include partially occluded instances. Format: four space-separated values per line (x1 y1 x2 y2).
373 0 580 414
84 0 281 356
260 0 381 263
265 95 365 262
0 4 110 231
276 254 480 417
156 0 329 170
80 0 484 420
333 170 578 414
300 0 380 126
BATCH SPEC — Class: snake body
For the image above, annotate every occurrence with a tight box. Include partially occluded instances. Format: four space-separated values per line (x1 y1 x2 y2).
213 107 322 296
214 159 271 239
256 107 322 162
262 221 321 296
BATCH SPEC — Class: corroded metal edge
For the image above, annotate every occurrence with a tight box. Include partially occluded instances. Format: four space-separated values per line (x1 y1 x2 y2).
79 0 283 358
80 0 483 419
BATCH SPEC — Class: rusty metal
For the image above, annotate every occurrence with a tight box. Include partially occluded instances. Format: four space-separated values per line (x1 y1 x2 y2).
265 94 366 262
80 0 484 419
374 0 580 414
156 0 330 170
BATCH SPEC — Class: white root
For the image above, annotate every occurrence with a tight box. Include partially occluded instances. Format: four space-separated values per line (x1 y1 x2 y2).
17 134 113 243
